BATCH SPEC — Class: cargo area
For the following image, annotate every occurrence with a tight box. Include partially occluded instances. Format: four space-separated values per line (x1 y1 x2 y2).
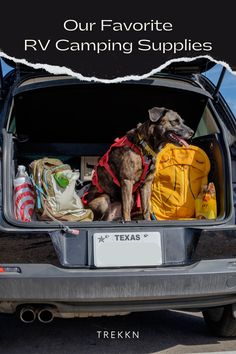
3 79 232 226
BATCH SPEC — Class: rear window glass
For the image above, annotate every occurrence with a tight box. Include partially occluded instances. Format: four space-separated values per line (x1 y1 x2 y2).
205 64 236 116
194 107 220 138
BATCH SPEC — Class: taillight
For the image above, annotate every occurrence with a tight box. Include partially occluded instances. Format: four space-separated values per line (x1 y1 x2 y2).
0 266 21 273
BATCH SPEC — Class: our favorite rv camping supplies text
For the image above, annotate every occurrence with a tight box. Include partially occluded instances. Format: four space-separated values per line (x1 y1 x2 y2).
24 19 213 55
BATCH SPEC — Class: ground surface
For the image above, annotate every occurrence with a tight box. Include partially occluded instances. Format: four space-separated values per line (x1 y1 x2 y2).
1 310 236 353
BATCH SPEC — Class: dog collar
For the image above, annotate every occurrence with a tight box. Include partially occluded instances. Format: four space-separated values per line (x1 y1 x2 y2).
137 133 156 158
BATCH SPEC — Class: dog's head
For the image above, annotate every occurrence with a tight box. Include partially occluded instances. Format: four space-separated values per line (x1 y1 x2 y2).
144 107 194 151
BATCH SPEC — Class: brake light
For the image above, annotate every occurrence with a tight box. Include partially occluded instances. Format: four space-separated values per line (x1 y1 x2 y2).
0 267 21 273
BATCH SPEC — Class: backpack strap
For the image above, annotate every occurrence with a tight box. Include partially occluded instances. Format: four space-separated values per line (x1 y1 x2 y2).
30 175 45 209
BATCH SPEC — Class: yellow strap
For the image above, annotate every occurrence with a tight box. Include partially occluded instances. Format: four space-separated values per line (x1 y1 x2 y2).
137 133 156 158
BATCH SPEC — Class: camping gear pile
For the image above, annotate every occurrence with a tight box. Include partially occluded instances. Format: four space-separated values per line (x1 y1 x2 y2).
13 144 217 223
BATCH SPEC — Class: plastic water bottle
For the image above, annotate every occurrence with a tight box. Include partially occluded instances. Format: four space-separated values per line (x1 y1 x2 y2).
15 165 28 180
14 165 35 222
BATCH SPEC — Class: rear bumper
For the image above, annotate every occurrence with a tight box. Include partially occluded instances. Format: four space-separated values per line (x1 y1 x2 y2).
1 259 236 312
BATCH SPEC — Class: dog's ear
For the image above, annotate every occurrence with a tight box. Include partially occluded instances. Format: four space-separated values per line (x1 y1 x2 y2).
148 107 166 122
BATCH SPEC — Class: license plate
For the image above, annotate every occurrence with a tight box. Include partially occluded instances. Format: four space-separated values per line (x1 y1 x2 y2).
93 231 162 267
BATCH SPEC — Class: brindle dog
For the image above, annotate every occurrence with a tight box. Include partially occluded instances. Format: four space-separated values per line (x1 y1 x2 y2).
86 107 194 221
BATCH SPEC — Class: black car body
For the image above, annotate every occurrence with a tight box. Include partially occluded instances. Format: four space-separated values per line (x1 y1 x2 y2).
0 58 236 335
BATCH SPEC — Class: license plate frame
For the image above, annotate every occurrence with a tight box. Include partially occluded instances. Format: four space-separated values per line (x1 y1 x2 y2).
93 231 162 267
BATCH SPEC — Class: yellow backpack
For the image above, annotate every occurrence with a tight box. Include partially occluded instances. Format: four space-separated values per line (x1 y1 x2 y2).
151 144 211 220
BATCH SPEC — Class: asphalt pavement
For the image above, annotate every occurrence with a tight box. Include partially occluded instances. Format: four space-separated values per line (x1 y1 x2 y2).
0 310 236 353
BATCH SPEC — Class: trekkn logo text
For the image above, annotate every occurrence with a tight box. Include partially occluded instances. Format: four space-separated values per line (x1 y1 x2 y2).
96 330 140 339
24 19 213 56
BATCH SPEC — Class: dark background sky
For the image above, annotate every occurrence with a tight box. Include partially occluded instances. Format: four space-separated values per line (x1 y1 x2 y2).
0 0 235 78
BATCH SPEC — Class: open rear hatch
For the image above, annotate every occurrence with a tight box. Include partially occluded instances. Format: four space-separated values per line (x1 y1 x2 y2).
0 58 235 268
3 77 232 227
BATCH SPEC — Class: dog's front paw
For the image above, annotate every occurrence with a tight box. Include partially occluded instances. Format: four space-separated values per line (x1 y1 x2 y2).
120 218 130 224
143 212 151 221
123 217 131 222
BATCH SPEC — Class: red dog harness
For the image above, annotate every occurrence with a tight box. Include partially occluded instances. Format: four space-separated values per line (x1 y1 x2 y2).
92 136 152 194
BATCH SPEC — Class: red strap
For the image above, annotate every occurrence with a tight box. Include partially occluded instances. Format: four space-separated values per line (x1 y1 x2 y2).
81 191 89 205
91 167 104 193
136 191 141 208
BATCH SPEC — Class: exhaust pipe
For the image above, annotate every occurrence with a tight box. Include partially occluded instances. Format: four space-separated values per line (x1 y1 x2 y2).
38 308 54 323
19 307 36 323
